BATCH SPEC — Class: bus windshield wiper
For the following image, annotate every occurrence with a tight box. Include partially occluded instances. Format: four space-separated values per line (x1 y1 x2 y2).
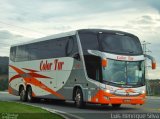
103 80 125 85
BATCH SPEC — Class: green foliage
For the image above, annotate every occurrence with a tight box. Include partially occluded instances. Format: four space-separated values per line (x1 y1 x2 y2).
0 57 9 91
0 77 8 91
0 101 63 119
147 79 160 96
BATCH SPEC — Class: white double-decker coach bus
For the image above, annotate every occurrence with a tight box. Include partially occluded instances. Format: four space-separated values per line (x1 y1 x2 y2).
9 29 156 108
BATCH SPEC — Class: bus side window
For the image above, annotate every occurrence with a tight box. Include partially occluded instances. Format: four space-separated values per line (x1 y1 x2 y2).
10 47 16 62
78 32 99 55
66 37 74 56
15 46 21 62
66 36 80 60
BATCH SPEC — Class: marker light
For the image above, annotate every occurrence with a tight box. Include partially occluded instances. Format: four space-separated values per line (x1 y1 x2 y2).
102 59 107 67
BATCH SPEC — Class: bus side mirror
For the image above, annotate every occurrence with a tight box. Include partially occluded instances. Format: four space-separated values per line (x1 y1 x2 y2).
102 59 107 67
152 62 156 70
144 54 156 70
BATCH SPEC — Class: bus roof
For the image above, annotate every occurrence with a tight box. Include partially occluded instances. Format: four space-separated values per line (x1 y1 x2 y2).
11 29 137 47
11 30 76 47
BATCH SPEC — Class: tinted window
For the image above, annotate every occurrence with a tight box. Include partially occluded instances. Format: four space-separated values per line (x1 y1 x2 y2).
12 35 78 62
66 37 74 56
28 37 68 60
100 34 143 55
66 36 78 57
13 45 29 62
10 47 16 61
78 32 99 54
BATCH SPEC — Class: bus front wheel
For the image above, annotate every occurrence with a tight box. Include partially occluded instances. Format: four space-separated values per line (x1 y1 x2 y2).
75 88 85 108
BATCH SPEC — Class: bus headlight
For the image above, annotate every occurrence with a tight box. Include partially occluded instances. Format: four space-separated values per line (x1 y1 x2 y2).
105 90 110 93
141 90 145 94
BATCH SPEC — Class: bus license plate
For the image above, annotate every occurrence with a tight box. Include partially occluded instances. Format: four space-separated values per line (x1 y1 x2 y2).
123 99 131 103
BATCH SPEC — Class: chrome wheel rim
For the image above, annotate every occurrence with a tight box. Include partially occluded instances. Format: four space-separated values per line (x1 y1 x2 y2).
75 92 81 106
28 90 32 101
20 90 25 100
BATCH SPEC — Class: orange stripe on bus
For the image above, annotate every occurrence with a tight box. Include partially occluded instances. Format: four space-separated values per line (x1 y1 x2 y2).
22 68 38 72
9 74 21 83
28 72 52 79
9 65 64 99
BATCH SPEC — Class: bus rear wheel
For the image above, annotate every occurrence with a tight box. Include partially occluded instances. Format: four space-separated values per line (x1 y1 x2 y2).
75 88 85 108
27 87 36 102
112 104 121 109
19 86 27 102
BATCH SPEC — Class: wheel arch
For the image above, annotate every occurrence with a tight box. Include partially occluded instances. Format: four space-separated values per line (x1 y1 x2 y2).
26 84 32 91
72 85 86 101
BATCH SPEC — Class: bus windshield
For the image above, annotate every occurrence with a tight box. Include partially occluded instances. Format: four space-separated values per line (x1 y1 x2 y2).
102 59 145 87
100 33 143 55
78 31 143 55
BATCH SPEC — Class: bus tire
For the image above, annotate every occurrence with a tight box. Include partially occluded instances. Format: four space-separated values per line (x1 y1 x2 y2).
112 104 121 109
75 88 85 108
19 86 27 102
27 86 36 102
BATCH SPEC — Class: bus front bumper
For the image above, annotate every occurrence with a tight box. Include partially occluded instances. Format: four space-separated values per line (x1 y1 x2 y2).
103 96 145 105
88 90 146 105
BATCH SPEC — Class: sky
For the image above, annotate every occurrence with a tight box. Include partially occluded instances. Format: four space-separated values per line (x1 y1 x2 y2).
0 0 160 79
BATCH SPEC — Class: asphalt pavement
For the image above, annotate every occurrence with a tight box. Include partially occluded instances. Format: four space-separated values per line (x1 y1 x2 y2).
0 92 160 119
